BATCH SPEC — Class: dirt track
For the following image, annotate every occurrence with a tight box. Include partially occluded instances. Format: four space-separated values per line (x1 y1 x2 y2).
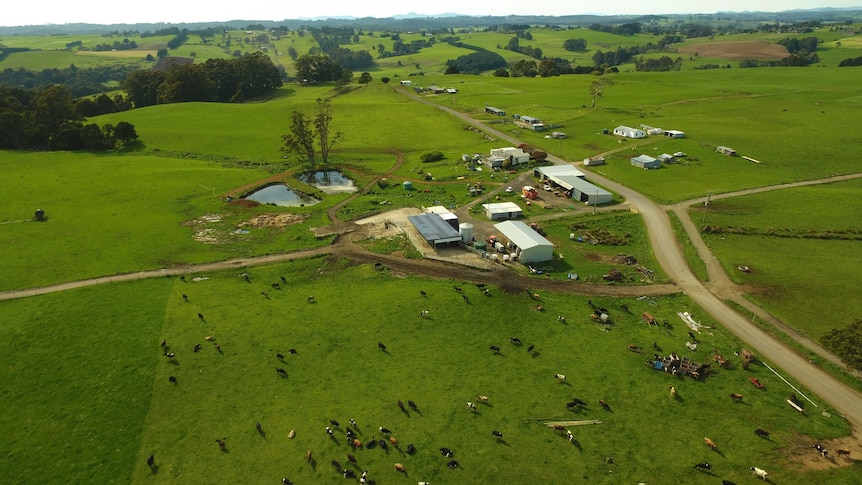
2 87 861 453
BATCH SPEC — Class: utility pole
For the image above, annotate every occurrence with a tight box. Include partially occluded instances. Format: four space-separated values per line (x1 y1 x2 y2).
701 191 712 223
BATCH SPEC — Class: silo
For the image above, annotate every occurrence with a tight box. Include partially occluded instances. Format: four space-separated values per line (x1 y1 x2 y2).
459 222 473 242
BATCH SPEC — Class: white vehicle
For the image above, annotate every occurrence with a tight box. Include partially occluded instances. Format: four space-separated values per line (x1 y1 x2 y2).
504 186 514 193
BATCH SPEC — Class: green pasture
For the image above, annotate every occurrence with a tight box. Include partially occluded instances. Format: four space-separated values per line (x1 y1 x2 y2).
0 49 150 70
667 211 709 282
692 178 862 341
0 150 332 291
0 261 853 484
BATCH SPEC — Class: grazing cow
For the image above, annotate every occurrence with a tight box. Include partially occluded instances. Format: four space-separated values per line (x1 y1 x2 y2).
288 348 298 354
271 282 280 289
510 337 522 345
749 377 764 389
420 310 430 318
490 345 501 353
306 450 313 463
453 286 463 292
280 276 287 283
440 447 453 457
406 443 416 454
599 400 611 411
331 459 341 469
256 422 263 433
557 315 567 323
193 343 201 353
350 418 357 427
398 400 405 411
288 429 295 439
198 313 204 321
365 438 376 449
379 427 391 434
837 449 851 458
670 386 677 398
261 292 269 299
180 275 186 282
325 427 334 436
378 342 387 352
146 454 155 468
688 331 697 341
553 424 565 432
813 444 828 457
182 294 188 302
462 295 469 303
554 374 566 382
420 290 427 297
704 437 717 450
566 401 578 409
352 439 362 448
330 419 340 427
694 462 711 471
466 402 477 411
722 481 737 485
347 453 357 464
730 393 744 401
567 430 574 443
307 296 315 303
492 430 503 439
168 376 177 384
627 344 642 353
408 400 418 410
750 467 768 480
754 429 770 439
276 368 287 377
343 469 355 479
205 335 215 341
389 437 399 447
477 395 489 403
447 460 459 469
571 398 587 407
527 344 535 353
346 428 356 439
394 463 404 472
282 479 293 485
535 305 544 312
380 439 389 449
277 353 285 360
213 343 221 352
216 439 227 450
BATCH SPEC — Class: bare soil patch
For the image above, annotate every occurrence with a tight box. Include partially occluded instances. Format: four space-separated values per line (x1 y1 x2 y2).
678 42 788 60
239 213 308 228
783 432 860 471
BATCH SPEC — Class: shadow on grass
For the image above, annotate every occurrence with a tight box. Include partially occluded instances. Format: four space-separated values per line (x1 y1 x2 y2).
495 438 511 447
149 465 159 475
531 351 541 359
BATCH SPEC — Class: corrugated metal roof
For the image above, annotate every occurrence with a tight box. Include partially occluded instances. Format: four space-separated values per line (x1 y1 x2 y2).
407 214 462 244
494 220 554 250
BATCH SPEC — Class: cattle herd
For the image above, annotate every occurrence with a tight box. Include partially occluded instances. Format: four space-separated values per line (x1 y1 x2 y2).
152 272 852 483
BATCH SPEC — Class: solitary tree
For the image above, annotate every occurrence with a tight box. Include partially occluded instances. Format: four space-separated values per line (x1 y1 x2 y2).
314 98 341 164
282 111 316 165
589 75 614 108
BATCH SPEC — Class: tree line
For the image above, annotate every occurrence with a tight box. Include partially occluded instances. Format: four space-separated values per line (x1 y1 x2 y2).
0 64 139 97
121 52 282 107
0 85 137 150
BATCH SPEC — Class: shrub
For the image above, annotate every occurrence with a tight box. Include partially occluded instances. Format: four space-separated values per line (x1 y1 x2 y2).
420 151 445 163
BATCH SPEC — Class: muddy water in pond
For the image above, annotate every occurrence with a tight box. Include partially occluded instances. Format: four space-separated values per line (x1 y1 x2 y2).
297 170 357 194
243 184 320 207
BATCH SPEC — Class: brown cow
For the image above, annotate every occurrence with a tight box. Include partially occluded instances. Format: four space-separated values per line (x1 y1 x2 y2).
389 436 399 447
837 449 851 458
730 393 744 401
306 450 313 463
394 463 405 472
704 437 717 450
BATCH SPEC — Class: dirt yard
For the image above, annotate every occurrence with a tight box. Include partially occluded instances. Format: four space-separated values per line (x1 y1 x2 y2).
678 42 788 60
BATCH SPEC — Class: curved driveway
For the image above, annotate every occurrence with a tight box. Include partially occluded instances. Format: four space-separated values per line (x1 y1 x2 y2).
402 88 862 432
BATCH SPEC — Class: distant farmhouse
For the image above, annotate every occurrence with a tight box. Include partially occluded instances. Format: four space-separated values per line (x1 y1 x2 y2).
613 125 646 138
485 106 506 116
487 147 530 168
515 115 546 131
534 165 612 206
716 146 737 156
482 201 523 220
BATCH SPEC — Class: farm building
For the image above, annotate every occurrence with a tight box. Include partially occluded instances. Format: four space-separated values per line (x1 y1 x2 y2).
427 86 447 94
407 213 462 247
490 147 531 165
425 206 459 229
549 132 567 139
664 130 685 138
493 220 555 263
640 124 664 136
657 153 676 164
534 165 612 206
613 125 646 138
716 146 737 156
515 115 546 131
485 106 506 116
400 80 412 86
631 155 661 169
482 202 523 220
583 156 605 166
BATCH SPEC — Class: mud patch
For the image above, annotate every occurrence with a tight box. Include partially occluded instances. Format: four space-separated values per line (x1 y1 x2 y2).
782 432 859 471
678 42 788 60
239 213 308 228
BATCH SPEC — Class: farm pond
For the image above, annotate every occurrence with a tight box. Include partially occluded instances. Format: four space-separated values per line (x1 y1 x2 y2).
242 184 320 207
296 170 357 194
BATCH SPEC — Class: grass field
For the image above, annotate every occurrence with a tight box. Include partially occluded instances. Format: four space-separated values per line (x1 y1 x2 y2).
0 260 854 484
691 178 862 341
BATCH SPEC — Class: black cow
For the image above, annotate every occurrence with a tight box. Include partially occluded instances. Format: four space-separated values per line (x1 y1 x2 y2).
378 439 388 450
347 453 357 464
440 447 453 457
406 443 416 454
509 337 522 345
447 460 460 469
216 439 227 450
256 422 263 433
397 400 405 411
331 459 341 469
288 348 298 354
329 419 340 427
146 454 155 467
408 400 418 411
276 353 285 360
754 429 770 439
490 345 501 353
694 463 711 471
168 376 177 384
599 400 611 411
378 342 387 351
492 430 503 439
379 427 391 434
527 344 535 353
343 469 355 479
276 368 287 377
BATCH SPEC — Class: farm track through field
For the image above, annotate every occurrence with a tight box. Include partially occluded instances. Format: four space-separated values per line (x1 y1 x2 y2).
1 88 861 452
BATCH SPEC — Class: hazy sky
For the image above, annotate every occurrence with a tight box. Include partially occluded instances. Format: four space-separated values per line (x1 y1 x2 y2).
2 1 860 26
